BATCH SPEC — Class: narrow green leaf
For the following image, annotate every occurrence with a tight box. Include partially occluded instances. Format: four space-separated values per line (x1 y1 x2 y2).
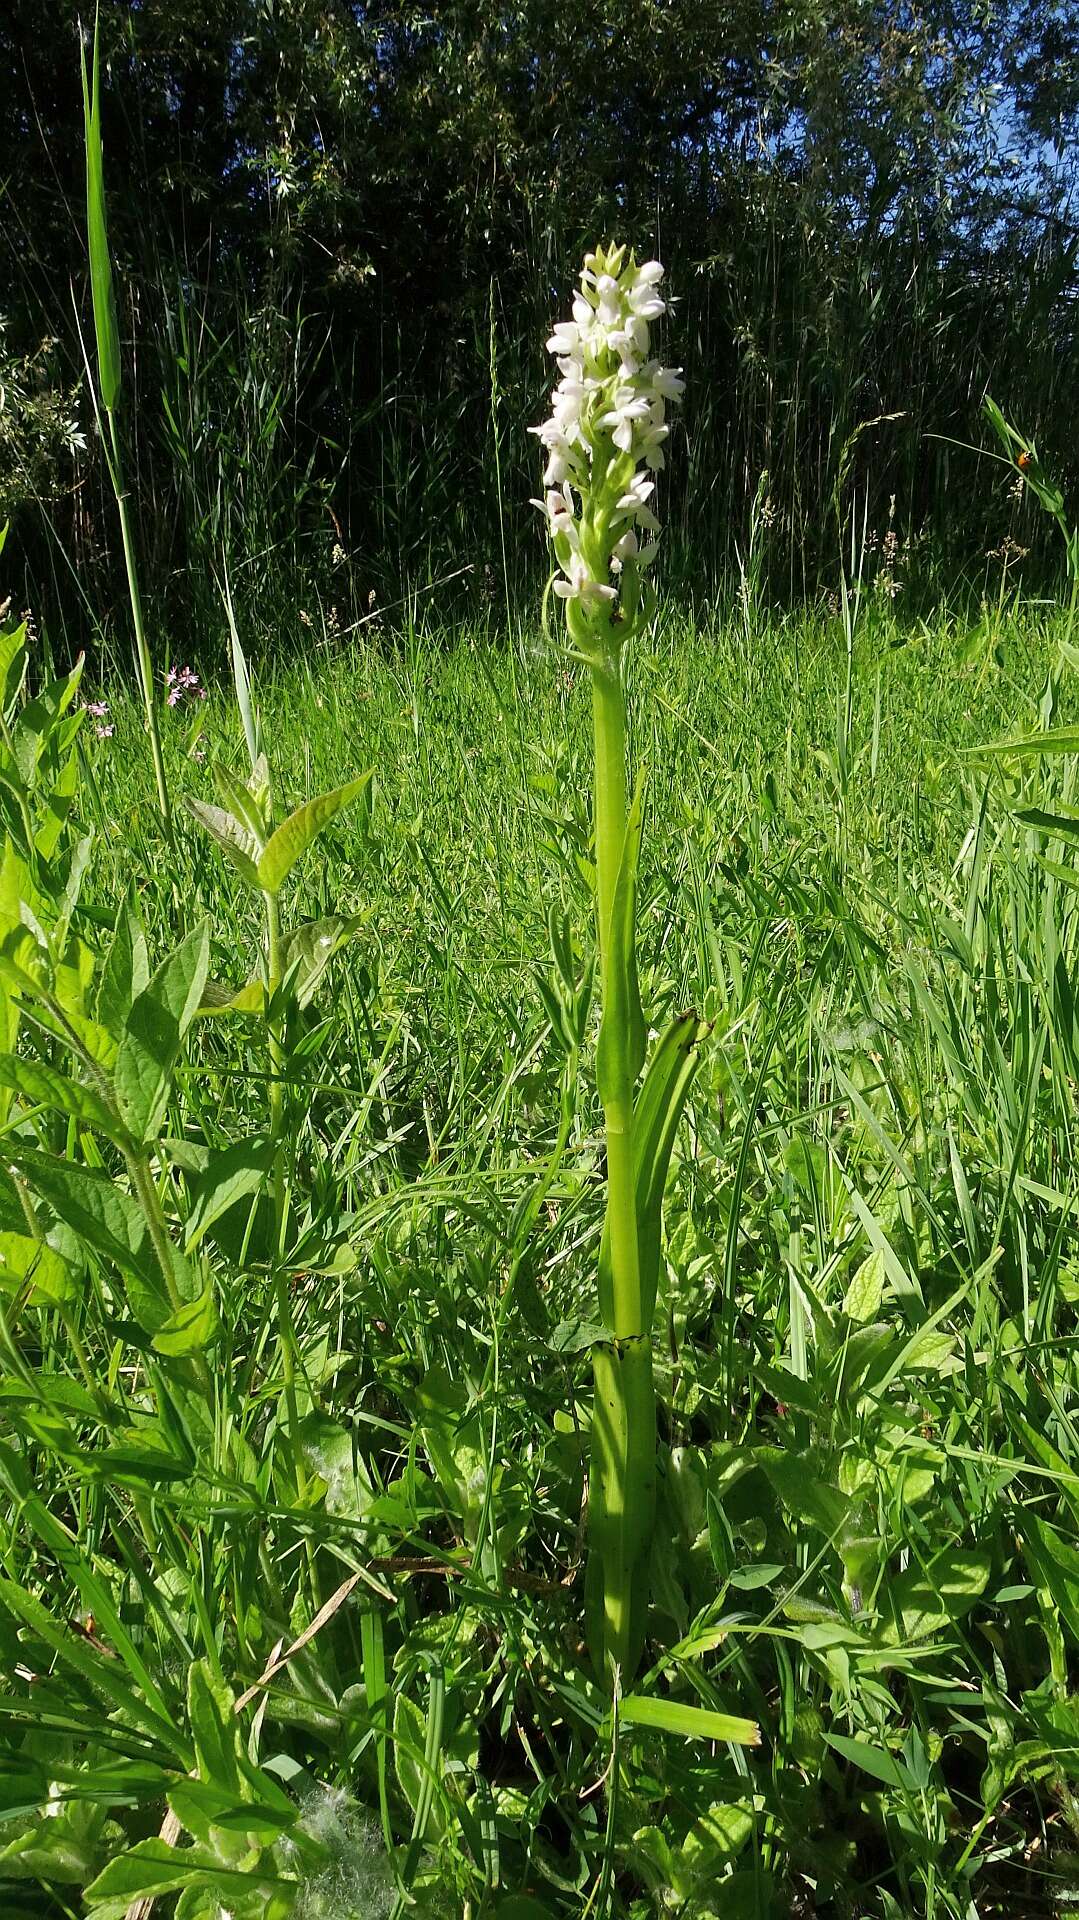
1015 804 1079 843
825 1732 913 1790
587 1335 655 1680
256 772 372 894
81 28 122 412
968 726 1079 759
598 1011 709 1327
620 1695 761 1746
221 568 259 770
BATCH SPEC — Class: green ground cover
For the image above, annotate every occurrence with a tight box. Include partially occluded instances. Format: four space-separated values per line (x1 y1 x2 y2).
5 599 1079 1917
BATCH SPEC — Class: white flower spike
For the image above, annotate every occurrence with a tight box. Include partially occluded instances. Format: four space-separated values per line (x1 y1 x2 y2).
531 242 683 654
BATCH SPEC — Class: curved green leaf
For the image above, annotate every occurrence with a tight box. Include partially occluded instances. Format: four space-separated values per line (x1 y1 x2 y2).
257 771 372 894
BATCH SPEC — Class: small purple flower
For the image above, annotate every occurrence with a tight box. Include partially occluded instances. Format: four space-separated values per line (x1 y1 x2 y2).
81 697 114 739
166 665 206 707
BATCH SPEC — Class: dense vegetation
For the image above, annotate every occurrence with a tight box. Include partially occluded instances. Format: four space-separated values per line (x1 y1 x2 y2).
6 6 1079 1916
7 580 1079 1917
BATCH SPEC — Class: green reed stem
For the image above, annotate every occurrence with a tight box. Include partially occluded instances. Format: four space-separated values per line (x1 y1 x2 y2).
106 416 173 845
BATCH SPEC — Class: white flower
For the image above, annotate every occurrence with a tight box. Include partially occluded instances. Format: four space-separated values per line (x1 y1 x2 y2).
553 555 617 609
615 475 656 514
647 362 685 401
597 387 652 452
532 243 683 618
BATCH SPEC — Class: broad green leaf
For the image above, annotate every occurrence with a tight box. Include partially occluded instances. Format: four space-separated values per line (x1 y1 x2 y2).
393 1690 430 1822
45 1005 120 1074
756 1446 848 1536
13 659 85 789
0 621 27 715
880 1547 991 1644
34 750 80 861
184 1135 272 1250
152 1282 219 1356
0 1232 76 1307
0 1052 126 1144
0 1797 115 1883
85 1837 276 1904
188 1661 240 1795
81 30 121 411
196 976 266 1018
415 1365 487 1539
620 1695 760 1746
167 1778 293 1845
257 771 372 894
282 913 364 1009
183 797 261 888
114 924 210 1143
843 1248 885 1322
4 1145 169 1330
212 758 268 845
95 900 150 1038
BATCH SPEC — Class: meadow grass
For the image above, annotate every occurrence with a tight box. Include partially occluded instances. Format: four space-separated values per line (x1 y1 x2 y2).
4 595 1079 1918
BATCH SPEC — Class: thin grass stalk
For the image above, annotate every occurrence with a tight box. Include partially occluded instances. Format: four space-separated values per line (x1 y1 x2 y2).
106 416 173 842
81 26 173 845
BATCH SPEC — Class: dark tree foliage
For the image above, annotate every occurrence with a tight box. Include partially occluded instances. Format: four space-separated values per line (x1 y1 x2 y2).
1 0 1077 643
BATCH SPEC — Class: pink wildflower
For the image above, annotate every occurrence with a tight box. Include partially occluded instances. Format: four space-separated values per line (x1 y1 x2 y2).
81 697 114 739
166 665 206 707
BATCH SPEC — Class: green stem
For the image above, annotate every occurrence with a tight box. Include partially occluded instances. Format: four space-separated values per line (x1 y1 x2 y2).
126 1149 185 1318
588 643 654 1678
125 1147 212 1400
264 886 304 1483
264 889 287 1257
591 657 642 1341
107 414 173 845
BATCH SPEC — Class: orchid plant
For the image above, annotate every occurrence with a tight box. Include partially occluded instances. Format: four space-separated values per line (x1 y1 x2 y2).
533 245 707 1682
